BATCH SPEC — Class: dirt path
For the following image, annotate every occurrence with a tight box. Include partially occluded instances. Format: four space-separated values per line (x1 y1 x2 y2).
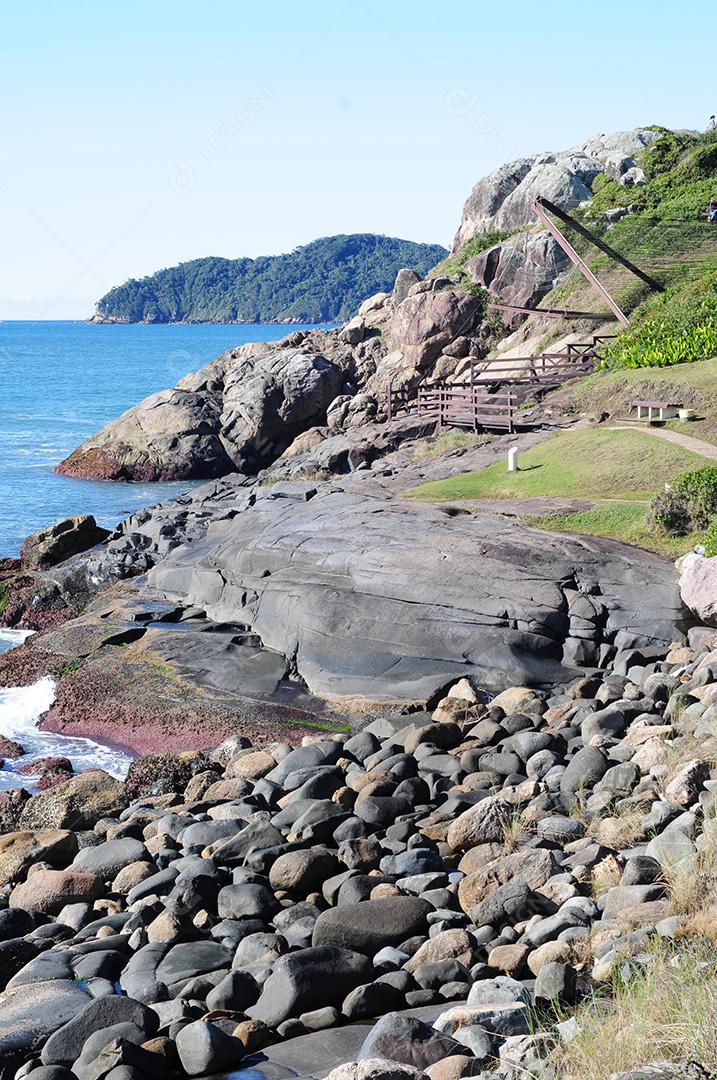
608 424 717 460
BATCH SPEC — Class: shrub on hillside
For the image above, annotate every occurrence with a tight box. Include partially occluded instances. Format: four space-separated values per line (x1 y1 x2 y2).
702 517 717 557
649 466 717 535
605 272 717 368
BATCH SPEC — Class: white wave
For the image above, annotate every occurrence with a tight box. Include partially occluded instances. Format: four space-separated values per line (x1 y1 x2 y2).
0 676 133 788
0 628 35 649
0 676 56 741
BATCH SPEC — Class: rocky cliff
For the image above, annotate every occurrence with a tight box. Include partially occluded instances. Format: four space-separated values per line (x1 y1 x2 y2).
453 129 658 246
58 128 658 485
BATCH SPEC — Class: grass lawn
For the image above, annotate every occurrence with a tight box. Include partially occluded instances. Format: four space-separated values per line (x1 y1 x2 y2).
524 501 700 557
554 356 717 446
408 427 715 502
407 426 713 555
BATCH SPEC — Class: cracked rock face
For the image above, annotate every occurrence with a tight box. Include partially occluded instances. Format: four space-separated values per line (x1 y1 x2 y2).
147 485 683 703
453 128 660 248
464 229 570 314
55 346 346 482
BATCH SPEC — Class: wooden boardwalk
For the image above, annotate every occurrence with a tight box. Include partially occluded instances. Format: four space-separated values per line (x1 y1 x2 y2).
389 333 611 433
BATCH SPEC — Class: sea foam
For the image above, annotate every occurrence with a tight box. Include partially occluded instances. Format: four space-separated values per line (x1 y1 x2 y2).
0 634 133 788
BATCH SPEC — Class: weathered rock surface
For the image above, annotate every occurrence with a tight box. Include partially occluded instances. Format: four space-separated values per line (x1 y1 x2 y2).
465 229 570 312
453 129 660 248
249 946 372 1027
678 551 717 626
0 829 78 887
149 486 682 701
312 897 432 954
18 770 127 831
0 980 92 1061
56 345 346 481
9 868 103 914
20 516 110 569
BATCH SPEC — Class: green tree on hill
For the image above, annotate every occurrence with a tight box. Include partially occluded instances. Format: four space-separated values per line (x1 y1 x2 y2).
92 234 448 324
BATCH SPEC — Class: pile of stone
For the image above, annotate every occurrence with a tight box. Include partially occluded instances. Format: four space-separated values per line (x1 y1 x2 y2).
1 626 717 1080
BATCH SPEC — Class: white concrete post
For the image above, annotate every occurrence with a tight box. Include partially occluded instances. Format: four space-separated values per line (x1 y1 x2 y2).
508 448 518 472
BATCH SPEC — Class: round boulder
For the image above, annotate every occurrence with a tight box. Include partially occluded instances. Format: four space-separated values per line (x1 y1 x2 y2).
9 870 103 915
312 897 431 955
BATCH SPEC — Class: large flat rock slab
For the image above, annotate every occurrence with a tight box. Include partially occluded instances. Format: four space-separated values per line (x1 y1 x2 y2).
149 486 684 703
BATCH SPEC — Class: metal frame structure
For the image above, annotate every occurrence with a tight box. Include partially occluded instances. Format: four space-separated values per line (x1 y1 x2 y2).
531 197 663 326
488 301 619 322
387 199 664 428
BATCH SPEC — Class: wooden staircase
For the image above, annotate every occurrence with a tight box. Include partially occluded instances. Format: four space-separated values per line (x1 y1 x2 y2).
387 333 613 433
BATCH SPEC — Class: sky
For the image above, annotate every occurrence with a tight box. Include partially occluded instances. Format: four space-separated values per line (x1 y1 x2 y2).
1 0 715 319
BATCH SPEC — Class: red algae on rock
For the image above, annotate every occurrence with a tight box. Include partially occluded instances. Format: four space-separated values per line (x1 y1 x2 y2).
0 646 67 689
39 660 341 757
55 445 193 482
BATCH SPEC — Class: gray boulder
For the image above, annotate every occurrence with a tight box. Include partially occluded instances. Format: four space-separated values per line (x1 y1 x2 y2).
560 746 609 808
371 289 482 396
20 516 110 569
155 940 231 994
175 1020 244 1077
357 1012 466 1068
465 229 570 312
678 552 717 626
312 897 432 954
41 997 157 1066
453 129 660 247
70 838 147 881
56 345 343 481
220 348 344 473
248 946 372 1027
0 980 92 1062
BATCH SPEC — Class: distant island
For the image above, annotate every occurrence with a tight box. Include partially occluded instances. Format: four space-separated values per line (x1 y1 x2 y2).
89 233 448 324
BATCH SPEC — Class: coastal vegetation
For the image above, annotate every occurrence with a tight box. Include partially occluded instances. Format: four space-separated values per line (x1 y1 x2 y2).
543 128 717 369
556 940 717 1079
525 501 701 557
91 234 447 324
408 428 716 554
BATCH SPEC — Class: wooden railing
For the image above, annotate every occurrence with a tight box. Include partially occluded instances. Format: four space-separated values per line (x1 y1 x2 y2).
387 334 615 426
386 377 417 422
416 384 515 433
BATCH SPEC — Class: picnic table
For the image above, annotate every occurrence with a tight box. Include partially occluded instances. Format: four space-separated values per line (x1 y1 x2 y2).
620 398 681 423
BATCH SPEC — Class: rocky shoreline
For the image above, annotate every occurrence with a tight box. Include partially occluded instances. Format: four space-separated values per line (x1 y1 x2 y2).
0 430 688 758
0 632 716 1079
2 124 715 1078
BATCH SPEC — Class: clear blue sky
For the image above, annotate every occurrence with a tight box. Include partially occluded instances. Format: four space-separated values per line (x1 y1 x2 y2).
1 0 713 318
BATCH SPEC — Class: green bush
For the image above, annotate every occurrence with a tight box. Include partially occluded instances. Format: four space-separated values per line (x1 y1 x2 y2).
605 272 717 368
587 172 633 214
702 517 717 556
649 466 717 534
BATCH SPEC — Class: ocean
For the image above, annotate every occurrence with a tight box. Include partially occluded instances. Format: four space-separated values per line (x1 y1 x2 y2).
0 320 327 557
0 319 328 785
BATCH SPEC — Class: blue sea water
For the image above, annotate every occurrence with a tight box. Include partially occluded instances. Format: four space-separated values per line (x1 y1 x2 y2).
0 320 326 556
0 319 329 784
